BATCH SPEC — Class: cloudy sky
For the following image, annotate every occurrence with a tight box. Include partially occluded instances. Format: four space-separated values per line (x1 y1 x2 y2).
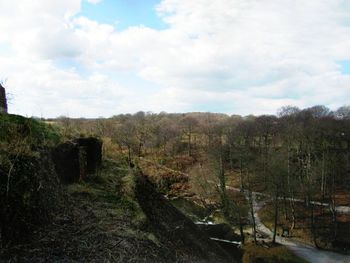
0 0 350 118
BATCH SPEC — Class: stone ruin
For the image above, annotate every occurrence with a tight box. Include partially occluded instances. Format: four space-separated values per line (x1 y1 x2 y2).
76 137 102 178
0 83 8 114
52 142 80 184
52 137 102 184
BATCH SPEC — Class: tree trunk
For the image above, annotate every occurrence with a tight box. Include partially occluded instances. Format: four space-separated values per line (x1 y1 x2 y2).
287 145 296 233
219 154 228 213
272 191 279 244
127 146 132 167
247 171 257 244
188 131 192 157
330 171 338 244
310 203 319 248
283 195 288 221
238 211 245 245
239 156 244 190
289 199 296 234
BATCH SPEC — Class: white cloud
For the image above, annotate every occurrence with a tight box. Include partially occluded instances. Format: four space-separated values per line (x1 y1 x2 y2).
87 0 103 5
1 0 350 117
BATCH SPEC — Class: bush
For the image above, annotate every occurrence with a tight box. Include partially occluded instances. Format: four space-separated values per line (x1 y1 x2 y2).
0 150 61 245
0 114 62 246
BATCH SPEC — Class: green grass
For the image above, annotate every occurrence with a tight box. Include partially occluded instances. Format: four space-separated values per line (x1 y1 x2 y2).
0 114 61 145
66 159 148 229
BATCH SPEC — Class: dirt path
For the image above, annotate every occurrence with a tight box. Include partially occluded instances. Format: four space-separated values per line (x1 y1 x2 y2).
253 192 350 263
227 186 350 263
226 186 350 214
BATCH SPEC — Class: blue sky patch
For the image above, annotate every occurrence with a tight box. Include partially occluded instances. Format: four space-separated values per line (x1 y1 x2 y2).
338 60 350 75
80 0 167 30
54 58 90 77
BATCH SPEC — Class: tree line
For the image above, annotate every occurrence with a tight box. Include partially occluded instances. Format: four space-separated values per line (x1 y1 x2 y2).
53 105 350 247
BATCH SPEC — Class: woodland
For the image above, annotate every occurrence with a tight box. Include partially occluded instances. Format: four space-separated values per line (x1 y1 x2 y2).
1 104 350 262
54 105 350 251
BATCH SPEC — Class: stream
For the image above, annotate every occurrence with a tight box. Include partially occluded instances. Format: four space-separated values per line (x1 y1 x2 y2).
169 197 242 248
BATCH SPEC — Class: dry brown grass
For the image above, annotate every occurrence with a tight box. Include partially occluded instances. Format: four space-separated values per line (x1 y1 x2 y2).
242 243 308 263
259 201 350 251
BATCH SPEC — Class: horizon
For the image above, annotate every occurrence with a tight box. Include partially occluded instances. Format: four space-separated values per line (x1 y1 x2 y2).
1 0 350 118
32 105 348 120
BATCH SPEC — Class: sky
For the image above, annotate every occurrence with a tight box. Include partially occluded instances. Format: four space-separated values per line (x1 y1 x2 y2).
0 0 350 118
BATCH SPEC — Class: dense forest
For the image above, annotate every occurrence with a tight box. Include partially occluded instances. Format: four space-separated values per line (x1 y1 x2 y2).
53 105 350 249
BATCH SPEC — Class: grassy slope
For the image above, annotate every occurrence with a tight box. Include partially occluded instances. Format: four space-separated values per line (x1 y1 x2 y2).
0 114 60 145
2 157 236 262
1 115 231 262
1 160 173 262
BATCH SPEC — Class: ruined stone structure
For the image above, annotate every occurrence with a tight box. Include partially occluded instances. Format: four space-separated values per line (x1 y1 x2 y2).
0 84 8 113
52 137 102 184
52 142 81 184
75 137 102 176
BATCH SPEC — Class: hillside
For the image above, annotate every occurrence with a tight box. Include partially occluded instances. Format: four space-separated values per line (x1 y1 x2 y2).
1 159 238 262
0 114 239 262
2 111 349 263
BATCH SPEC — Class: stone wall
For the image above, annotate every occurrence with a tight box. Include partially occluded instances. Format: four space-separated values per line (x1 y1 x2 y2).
52 142 81 184
75 137 102 178
0 84 8 113
52 137 102 184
